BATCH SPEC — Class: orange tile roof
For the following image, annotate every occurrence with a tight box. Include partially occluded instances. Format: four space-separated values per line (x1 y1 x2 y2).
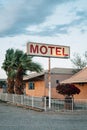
61 67 87 83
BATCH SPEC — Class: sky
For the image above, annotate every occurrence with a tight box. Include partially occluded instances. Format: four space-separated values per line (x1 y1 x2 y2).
0 0 87 79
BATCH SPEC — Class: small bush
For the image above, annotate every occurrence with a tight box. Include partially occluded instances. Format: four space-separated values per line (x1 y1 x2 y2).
56 83 80 96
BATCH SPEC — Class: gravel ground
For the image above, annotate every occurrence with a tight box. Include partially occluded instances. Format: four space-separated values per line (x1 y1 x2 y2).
0 101 87 130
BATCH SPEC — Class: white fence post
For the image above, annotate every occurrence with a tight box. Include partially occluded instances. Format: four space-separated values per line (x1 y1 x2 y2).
0 93 1 99
44 97 46 111
12 94 15 103
5 93 7 101
32 96 34 107
72 97 74 112
21 95 24 105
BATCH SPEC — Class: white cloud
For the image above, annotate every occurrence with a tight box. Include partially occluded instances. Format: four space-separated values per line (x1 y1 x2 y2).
42 2 77 26
0 0 87 78
0 0 23 33
26 0 87 36
0 0 75 37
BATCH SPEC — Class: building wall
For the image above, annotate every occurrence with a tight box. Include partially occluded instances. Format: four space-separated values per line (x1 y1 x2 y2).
74 83 87 100
25 80 87 100
26 80 45 97
45 87 64 99
45 83 87 100
44 73 73 99
25 80 64 99
25 73 73 98
0 88 3 93
45 73 73 88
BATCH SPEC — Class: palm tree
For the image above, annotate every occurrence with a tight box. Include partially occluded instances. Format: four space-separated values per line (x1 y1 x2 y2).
14 49 43 94
2 49 15 93
2 48 43 94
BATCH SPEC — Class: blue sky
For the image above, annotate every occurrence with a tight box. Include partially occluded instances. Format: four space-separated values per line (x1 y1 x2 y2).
0 0 87 78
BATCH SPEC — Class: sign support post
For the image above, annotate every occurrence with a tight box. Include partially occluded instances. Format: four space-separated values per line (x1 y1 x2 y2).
48 57 51 109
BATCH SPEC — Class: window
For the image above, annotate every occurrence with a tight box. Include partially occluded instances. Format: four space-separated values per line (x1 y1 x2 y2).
28 82 35 90
56 80 59 84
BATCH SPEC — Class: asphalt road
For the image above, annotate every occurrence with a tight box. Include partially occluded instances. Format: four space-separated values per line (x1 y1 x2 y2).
0 101 87 130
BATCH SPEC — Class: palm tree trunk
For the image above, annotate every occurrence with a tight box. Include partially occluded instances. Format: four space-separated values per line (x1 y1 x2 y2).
14 70 24 95
7 78 14 94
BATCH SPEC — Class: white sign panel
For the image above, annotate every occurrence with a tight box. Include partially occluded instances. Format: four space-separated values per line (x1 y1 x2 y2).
27 42 70 58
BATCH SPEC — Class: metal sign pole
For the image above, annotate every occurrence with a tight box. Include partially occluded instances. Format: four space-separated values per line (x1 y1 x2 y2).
48 57 51 109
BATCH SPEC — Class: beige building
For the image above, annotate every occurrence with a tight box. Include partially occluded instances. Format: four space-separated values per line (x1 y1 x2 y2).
61 67 87 100
24 68 74 99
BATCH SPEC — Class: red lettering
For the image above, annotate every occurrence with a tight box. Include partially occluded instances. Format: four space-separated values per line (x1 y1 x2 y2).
48 46 55 55
40 45 47 54
62 48 69 56
30 44 39 54
56 47 62 55
28 43 69 58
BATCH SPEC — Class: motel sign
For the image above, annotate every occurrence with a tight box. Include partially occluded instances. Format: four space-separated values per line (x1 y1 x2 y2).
27 42 70 109
27 42 70 58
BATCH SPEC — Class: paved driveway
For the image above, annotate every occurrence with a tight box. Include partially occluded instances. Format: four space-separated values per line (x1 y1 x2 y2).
0 101 87 130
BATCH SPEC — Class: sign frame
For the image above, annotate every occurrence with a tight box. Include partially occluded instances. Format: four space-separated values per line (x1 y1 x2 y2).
27 42 70 59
